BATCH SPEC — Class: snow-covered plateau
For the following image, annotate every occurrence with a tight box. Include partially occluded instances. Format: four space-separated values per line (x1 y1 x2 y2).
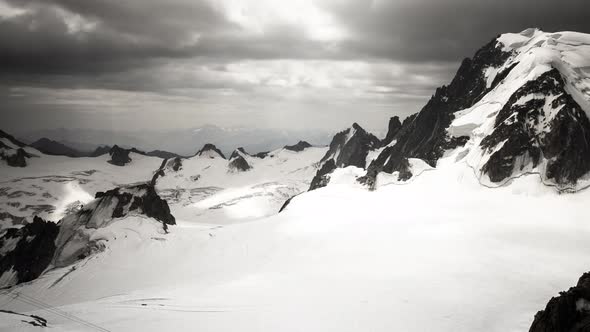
1 28 590 331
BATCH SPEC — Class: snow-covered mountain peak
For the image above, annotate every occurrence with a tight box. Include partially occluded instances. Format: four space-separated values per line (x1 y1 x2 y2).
447 30 590 190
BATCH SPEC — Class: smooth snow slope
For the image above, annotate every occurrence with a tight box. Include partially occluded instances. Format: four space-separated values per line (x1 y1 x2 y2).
156 146 326 223
2 148 590 332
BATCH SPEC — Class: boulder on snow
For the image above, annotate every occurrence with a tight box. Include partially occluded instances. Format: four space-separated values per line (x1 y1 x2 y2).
529 272 590 332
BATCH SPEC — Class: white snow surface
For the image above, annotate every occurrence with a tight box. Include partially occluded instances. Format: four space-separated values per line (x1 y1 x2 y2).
1 148 590 331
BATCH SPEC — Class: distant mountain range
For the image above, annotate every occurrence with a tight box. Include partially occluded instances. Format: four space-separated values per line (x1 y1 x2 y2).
17 125 335 157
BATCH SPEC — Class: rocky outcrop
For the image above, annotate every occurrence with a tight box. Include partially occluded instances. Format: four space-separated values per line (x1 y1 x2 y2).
479 68 590 186
30 138 85 157
146 150 184 159
309 159 337 191
229 155 251 172
90 145 111 157
228 148 252 172
52 183 175 268
382 116 402 147
151 157 183 185
0 216 59 287
0 130 32 167
0 130 27 148
529 272 590 332
4 148 31 167
93 184 176 227
361 36 514 188
320 123 380 169
108 145 132 166
307 123 379 190
196 143 226 159
230 147 249 159
253 151 271 159
0 184 175 287
284 141 312 152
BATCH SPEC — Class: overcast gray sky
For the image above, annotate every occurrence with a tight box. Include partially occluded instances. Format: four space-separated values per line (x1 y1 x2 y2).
1 0 589 134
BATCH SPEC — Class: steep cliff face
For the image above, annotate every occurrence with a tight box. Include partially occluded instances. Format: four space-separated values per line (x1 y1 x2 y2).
228 148 252 172
308 123 380 190
529 272 590 332
357 29 590 191
479 68 590 186
360 36 515 188
0 216 59 286
0 183 175 287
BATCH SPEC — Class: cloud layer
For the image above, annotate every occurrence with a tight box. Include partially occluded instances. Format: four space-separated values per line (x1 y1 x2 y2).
2 0 589 134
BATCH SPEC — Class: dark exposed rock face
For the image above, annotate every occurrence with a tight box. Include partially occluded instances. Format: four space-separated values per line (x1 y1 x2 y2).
90 145 111 157
0 216 59 287
284 141 312 152
230 147 249 160
0 183 175 286
278 194 299 213
99 145 182 161
30 138 84 157
0 130 27 148
228 148 252 172
229 155 251 172
196 143 226 159
253 151 271 159
0 130 32 167
108 145 132 166
146 150 184 159
94 184 176 226
309 159 337 191
529 272 590 332
308 123 379 190
361 37 514 188
320 123 380 169
53 183 175 267
480 68 590 186
151 157 183 185
5 148 31 167
382 116 402 147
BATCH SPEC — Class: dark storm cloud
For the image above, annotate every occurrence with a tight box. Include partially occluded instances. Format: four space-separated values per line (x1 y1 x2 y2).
324 0 590 62
1 0 588 76
1 0 589 134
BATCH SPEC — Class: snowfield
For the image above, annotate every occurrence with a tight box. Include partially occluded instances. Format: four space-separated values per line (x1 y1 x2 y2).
2 148 590 331
2 28 590 331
